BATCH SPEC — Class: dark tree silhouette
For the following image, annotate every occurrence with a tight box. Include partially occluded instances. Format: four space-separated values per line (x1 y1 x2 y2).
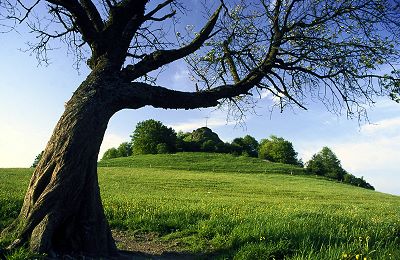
0 0 399 257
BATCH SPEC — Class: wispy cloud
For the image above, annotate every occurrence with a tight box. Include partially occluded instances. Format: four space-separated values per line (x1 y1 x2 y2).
173 69 190 82
361 117 400 136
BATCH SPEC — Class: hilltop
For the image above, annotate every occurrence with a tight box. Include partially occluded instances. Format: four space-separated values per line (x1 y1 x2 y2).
98 152 305 175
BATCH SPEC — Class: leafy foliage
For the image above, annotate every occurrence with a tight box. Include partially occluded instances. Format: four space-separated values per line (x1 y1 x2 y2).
116 142 132 157
306 147 346 180
101 148 120 160
179 127 227 153
258 135 300 165
131 119 177 155
31 151 43 168
306 147 374 189
231 135 259 157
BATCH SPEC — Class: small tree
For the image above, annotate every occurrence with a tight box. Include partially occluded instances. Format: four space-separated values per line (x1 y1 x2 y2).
258 135 299 165
131 119 176 154
116 142 132 157
31 151 44 168
306 147 346 180
101 148 119 160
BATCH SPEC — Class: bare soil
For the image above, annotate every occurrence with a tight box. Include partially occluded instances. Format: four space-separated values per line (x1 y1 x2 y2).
111 230 206 260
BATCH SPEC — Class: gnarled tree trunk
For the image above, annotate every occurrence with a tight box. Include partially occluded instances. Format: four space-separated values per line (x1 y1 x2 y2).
2 69 125 257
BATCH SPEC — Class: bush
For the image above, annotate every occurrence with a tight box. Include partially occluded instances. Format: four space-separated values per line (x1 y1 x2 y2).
231 135 259 157
201 140 216 152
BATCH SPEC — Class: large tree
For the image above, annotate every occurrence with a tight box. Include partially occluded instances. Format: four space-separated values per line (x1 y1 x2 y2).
0 0 399 257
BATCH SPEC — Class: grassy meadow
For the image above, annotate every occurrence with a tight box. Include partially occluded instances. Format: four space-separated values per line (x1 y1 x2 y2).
1 153 400 259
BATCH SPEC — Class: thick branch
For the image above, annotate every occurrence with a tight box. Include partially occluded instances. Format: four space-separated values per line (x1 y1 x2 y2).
121 5 222 81
117 81 252 110
80 0 104 31
45 0 98 44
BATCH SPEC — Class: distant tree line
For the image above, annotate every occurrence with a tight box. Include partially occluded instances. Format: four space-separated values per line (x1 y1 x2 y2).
96 119 373 190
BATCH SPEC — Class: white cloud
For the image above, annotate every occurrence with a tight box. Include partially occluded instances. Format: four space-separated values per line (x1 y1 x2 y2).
296 116 400 195
332 136 400 173
170 117 230 132
361 117 400 136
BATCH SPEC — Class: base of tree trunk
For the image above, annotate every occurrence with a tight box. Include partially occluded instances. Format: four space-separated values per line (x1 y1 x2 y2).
2 162 118 257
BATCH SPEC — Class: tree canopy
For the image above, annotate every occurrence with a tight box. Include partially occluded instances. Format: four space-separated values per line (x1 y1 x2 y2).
131 119 177 154
31 151 44 168
306 147 346 180
231 135 259 157
258 135 300 165
1 0 399 115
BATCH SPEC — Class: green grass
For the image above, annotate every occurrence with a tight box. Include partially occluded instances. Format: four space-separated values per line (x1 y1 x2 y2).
98 152 305 175
1 153 400 259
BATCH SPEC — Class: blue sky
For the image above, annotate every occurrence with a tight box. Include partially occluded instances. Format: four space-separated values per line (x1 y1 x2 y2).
0 4 399 196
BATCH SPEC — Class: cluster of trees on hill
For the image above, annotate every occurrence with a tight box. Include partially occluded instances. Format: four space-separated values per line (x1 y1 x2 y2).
101 119 302 166
100 119 373 190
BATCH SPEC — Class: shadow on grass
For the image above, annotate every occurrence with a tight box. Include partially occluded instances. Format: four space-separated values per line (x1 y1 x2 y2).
117 250 222 260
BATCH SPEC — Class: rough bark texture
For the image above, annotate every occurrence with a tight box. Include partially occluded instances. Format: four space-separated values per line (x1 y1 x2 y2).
2 68 123 257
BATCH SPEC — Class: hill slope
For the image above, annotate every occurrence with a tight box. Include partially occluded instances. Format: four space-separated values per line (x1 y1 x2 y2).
1 157 399 259
98 152 305 175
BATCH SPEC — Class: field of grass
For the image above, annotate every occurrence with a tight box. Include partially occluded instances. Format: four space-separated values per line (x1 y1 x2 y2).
98 152 305 175
1 153 400 259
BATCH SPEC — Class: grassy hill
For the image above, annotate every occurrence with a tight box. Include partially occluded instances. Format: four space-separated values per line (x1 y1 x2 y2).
1 153 400 259
98 152 305 175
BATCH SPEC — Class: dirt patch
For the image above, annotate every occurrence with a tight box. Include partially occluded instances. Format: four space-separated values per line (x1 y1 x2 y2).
112 230 181 255
111 230 202 259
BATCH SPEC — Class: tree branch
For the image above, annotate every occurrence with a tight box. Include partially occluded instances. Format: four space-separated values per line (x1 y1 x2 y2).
144 0 174 21
116 81 254 110
45 0 99 45
121 5 222 81
80 0 104 31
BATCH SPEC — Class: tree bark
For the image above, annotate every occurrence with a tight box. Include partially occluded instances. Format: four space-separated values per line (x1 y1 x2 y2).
2 68 124 257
